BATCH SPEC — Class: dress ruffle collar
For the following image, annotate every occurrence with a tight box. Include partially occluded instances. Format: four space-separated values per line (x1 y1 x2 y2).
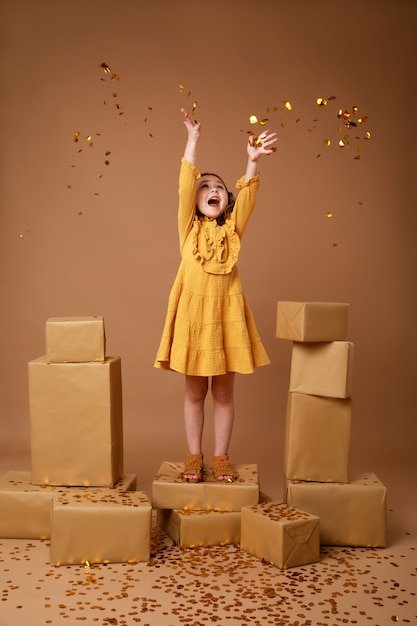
191 216 240 275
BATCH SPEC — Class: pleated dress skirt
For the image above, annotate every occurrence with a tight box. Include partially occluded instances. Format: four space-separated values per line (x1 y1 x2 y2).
154 260 270 376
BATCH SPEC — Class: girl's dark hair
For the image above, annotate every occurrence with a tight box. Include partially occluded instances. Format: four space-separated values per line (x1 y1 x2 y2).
197 172 236 226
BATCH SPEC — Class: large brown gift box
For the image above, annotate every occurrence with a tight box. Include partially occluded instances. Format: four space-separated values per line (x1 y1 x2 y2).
0 472 136 540
276 301 349 342
152 462 259 511
285 473 387 547
157 508 241 548
50 478 150 566
290 341 354 399
29 356 123 486
284 392 352 483
46 316 106 363
241 502 320 569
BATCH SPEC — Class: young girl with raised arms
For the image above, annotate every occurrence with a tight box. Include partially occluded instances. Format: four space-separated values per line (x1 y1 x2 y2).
154 108 277 482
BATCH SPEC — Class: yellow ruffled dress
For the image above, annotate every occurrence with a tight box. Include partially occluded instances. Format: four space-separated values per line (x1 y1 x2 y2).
154 158 270 376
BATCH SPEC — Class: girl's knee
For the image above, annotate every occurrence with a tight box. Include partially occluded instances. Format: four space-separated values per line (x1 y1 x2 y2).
211 373 235 404
185 375 209 403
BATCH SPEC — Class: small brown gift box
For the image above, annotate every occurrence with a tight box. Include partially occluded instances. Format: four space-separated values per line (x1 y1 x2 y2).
284 392 352 483
290 341 354 398
29 356 123 486
152 462 259 511
157 508 241 548
277 301 349 342
241 502 320 569
285 473 387 547
50 477 150 566
46 316 106 363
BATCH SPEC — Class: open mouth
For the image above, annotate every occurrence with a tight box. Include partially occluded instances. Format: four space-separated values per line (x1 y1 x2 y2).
208 197 220 207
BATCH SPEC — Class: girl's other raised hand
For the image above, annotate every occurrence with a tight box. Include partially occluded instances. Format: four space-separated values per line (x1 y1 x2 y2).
247 129 278 161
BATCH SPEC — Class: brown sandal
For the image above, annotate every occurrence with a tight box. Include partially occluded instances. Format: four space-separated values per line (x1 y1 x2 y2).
211 455 238 482
179 454 204 483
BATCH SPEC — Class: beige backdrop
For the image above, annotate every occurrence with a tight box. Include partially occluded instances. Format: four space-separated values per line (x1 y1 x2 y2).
1 0 416 500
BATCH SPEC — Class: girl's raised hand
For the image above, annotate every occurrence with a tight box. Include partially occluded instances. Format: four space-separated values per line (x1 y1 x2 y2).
181 107 201 140
247 129 278 161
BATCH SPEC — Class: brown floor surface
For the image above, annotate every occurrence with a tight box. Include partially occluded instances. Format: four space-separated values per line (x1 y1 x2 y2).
1 461 416 626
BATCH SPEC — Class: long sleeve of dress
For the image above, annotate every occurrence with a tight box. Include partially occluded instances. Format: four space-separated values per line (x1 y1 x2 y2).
178 158 201 253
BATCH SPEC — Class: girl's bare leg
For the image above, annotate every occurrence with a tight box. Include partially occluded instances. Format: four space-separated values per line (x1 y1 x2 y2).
183 375 208 479
212 372 236 479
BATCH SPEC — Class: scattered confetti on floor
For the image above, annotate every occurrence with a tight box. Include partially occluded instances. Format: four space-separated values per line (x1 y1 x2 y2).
1 506 415 626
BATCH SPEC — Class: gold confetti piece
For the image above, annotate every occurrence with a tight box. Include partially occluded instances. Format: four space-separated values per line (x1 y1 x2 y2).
327 211 333 218
100 62 111 73
112 92 118 97
259 118 269 125
111 73 121 80
73 131 80 142
364 131 371 139
78 211 83 216
86 135 92 141
352 105 358 113
324 139 331 146
179 84 184 93
67 184 72 189
192 101 198 112
357 116 368 124
339 139 346 147
283 100 292 110
249 115 258 124
317 97 327 106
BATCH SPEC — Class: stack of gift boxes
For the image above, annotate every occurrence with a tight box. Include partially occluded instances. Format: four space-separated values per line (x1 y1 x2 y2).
0 305 387 572
0 316 151 566
152 460 321 570
277 301 387 548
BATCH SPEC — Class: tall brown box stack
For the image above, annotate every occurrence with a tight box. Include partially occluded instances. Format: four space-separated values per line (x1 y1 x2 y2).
0 316 152 565
277 301 387 547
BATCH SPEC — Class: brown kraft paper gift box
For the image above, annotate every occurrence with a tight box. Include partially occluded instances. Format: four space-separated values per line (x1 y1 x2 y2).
285 472 387 547
284 392 352 483
157 508 241 548
46 316 106 363
29 356 123 486
276 301 349 342
0 472 136 540
152 462 259 511
290 341 354 399
241 502 320 569
50 478 150 566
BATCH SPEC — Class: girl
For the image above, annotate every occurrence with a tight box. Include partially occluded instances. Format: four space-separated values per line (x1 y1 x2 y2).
155 108 277 482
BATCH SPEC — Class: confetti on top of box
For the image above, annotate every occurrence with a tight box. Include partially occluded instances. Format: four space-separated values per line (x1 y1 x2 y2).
276 302 348 342
46 316 106 363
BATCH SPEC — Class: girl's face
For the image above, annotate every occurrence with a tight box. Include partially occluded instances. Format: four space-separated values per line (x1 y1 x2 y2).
196 175 229 220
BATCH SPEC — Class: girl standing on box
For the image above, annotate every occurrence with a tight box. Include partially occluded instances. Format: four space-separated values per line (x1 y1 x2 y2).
155 108 277 482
